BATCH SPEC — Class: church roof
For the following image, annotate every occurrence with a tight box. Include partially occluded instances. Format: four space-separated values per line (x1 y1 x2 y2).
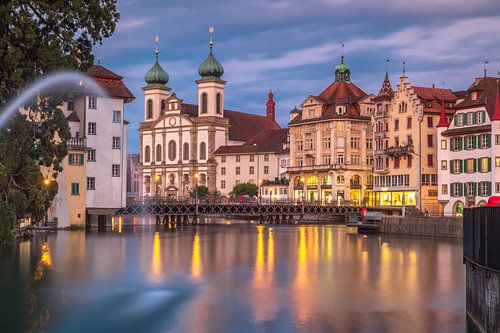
87 65 135 101
214 128 289 155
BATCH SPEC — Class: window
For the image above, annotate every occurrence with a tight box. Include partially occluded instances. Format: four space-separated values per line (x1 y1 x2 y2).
477 111 484 124
236 167 240 175
350 137 360 149
399 102 407 113
249 166 254 174
451 183 462 197
337 175 345 184
323 137 331 149
216 93 222 114
236 155 240 163
308 109 316 118
144 146 151 163
427 154 434 167
323 154 331 165
407 155 413 168
337 154 344 164
351 154 360 165
88 122 96 135
147 99 153 119
407 117 412 129
264 154 269 162
464 159 475 173
496 157 500 167
112 164 120 177
496 135 500 145
68 153 84 166
394 136 399 147
67 100 74 111
366 138 372 149
88 97 97 109
296 157 303 166
441 140 447 150
113 110 121 123
296 140 303 151
394 157 400 169
88 149 96 162
264 166 269 174
221 167 226 175
467 112 474 125
451 160 461 174
199 142 207 160
441 160 447 170
71 183 80 195
394 119 399 131
442 184 448 195
87 177 95 190
183 143 189 161
168 140 176 161
479 157 490 173
201 93 208 113
112 137 121 149
496 182 500 194
305 138 313 150
465 182 475 196
471 91 478 101
427 135 433 147
479 134 490 148
479 182 491 196
160 100 166 115
455 114 463 127
221 180 226 189
250 155 255 162
427 116 433 128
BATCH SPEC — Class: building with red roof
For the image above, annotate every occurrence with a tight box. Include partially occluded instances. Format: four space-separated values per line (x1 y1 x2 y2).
287 56 375 205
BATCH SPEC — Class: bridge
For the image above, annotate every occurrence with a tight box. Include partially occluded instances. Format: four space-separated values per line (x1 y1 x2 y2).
117 199 362 225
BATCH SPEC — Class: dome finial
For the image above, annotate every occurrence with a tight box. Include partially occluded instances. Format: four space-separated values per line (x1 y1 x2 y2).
209 26 214 53
155 35 160 60
198 26 224 79
144 34 169 86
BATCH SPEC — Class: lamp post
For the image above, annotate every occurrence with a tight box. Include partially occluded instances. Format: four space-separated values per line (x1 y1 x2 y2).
43 177 50 226
194 172 199 215
155 174 161 198
300 176 305 216
258 179 263 204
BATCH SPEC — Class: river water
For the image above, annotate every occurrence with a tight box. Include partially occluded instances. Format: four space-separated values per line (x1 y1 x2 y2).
0 221 470 333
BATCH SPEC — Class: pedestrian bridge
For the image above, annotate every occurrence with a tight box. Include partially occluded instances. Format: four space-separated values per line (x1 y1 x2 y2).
117 199 362 224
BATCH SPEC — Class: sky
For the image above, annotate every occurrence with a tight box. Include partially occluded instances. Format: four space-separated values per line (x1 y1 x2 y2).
93 0 500 153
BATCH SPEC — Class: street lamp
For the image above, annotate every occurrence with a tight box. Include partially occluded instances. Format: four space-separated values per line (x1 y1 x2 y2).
155 174 161 197
300 176 305 217
43 177 50 226
258 179 263 203
194 173 199 222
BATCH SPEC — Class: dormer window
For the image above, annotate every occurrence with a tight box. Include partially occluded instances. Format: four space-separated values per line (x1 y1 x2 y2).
336 106 345 115
308 109 316 118
471 91 478 101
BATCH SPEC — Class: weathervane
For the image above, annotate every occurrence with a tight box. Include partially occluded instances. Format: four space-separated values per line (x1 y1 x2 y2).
155 35 160 56
402 60 406 73
209 26 214 52
341 42 344 62
385 59 390 73
484 60 489 77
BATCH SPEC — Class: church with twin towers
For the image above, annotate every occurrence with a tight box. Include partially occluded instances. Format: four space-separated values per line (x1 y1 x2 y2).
138 28 285 198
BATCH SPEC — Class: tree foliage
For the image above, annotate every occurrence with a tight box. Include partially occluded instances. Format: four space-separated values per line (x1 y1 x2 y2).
231 183 258 197
190 186 209 200
0 1 120 241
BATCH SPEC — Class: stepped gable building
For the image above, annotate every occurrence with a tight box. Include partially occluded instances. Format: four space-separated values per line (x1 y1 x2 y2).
372 71 457 216
288 56 375 205
138 29 279 198
214 98 289 197
438 77 500 216
50 65 134 227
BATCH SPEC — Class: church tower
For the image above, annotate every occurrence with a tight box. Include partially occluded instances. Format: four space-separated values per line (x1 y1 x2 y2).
143 38 170 121
197 26 225 117
334 56 351 82
266 90 276 123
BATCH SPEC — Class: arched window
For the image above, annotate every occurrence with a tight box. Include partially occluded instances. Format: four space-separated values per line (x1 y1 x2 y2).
156 144 162 162
321 175 332 185
337 175 345 184
216 93 222 114
168 140 176 161
200 173 207 185
201 93 208 114
183 142 189 161
350 174 361 185
367 175 373 185
147 99 153 119
306 176 318 186
453 201 464 216
144 145 151 162
160 100 166 115
294 176 303 186
199 142 207 160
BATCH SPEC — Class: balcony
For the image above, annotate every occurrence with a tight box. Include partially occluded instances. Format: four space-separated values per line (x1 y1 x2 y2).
67 137 87 149
374 166 390 174
288 163 348 173
385 144 414 156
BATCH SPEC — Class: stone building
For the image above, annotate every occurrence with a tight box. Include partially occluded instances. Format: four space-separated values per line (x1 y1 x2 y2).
438 77 500 216
372 71 457 215
288 57 375 205
138 31 279 198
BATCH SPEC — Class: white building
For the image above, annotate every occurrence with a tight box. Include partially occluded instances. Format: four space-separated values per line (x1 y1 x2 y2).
51 65 134 227
438 76 500 216
138 30 279 198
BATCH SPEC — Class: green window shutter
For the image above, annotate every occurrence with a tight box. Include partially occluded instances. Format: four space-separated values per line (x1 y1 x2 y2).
488 182 492 196
458 137 463 150
459 183 463 196
454 116 458 127
463 114 467 125
482 111 486 124
464 160 468 173
79 154 84 165
450 139 455 151
473 112 477 124
487 135 492 148
488 158 492 172
459 160 463 173
473 135 478 149
450 160 453 174
473 182 478 196
474 158 477 172
450 183 455 196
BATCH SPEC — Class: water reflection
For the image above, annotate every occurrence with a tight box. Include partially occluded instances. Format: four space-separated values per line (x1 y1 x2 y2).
0 224 468 333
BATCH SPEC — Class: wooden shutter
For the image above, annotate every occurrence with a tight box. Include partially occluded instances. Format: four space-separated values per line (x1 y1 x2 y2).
487 182 492 196
458 137 463 150
450 138 455 151
472 112 477 124
459 160 463 173
462 114 467 125
473 182 478 196
473 135 478 149
450 183 455 197
481 111 486 123
454 116 458 127
488 158 492 172
487 134 492 148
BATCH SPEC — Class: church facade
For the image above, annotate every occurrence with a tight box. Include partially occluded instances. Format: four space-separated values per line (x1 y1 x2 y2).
138 31 279 198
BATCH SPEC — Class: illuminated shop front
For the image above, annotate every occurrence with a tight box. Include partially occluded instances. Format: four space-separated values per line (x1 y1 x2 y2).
374 191 416 206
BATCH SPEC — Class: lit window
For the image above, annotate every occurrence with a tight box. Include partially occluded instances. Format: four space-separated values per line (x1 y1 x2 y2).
441 140 447 150
479 157 490 173
496 157 500 167
441 160 447 170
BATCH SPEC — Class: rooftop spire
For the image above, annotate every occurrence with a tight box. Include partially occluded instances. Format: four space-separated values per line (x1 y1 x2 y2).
377 71 394 97
266 89 276 123
437 99 449 127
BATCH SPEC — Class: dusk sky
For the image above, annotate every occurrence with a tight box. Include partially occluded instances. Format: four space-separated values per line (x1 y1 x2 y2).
93 0 500 153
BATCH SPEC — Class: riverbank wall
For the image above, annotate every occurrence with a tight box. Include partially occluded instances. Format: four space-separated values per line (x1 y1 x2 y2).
380 216 462 238
463 207 500 333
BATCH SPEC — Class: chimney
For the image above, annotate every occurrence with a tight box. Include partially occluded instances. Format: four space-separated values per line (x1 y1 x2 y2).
266 90 276 123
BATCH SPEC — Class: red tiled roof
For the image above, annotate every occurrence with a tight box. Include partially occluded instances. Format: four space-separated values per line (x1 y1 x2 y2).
86 65 135 101
412 86 457 101
442 124 491 137
318 81 368 105
66 111 80 122
214 128 288 155
492 91 500 121
456 77 500 120
179 103 280 142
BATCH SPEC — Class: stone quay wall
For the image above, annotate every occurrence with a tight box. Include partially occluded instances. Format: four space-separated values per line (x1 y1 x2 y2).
380 216 463 238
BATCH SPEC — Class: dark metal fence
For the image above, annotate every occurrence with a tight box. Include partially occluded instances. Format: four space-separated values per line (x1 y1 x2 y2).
463 207 500 271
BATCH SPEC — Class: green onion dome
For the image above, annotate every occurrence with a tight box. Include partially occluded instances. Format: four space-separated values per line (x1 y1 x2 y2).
145 51 169 86
198 49 224 79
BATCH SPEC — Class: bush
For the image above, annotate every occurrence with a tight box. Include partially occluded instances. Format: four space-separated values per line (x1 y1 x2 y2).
231 183 258 197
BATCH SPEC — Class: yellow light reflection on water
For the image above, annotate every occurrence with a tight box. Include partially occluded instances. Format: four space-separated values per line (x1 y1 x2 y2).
150 232 163 280
191 232 202 279
293 226 311 323
34 242 52 282
267 228 274 273
111 217 115 231
118 217 122 234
